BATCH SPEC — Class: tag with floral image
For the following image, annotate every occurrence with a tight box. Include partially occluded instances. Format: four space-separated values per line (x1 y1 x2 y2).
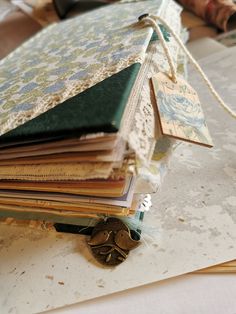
151 72 213 147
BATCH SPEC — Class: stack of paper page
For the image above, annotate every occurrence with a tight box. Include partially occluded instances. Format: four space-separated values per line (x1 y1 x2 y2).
0 0 212 237
0 1 163 231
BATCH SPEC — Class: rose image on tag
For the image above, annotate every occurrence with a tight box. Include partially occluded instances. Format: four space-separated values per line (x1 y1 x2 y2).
151 72 213 147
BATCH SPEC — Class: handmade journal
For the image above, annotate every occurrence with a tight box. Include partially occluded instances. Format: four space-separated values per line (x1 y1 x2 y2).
0 0 212 266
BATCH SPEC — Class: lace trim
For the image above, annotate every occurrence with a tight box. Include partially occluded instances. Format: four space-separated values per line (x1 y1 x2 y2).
120 1 182 162
0 162 114 181
121 45 157 162
0 156 135 181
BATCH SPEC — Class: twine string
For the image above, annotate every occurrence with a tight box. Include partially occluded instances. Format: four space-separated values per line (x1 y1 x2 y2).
143 16 178 83
139 14 236 119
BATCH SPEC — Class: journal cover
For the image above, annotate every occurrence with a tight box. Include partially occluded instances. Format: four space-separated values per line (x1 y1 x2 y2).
0 64 140 144
0 32 170 144
0 0 166 140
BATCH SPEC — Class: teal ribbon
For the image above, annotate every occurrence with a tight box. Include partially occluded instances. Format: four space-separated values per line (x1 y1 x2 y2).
150 24 170 42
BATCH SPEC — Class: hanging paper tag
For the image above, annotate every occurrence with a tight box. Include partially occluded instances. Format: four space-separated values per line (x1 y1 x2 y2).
151 72 213 147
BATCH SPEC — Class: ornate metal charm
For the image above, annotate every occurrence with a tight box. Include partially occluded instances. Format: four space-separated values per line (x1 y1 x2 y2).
88 218 140 266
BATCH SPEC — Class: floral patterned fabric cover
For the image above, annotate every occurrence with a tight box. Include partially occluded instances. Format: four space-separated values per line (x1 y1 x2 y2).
0 0 166 136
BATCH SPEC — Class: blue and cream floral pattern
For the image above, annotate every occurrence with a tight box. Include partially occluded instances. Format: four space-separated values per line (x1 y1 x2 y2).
152 73 213 147
0 0 163 135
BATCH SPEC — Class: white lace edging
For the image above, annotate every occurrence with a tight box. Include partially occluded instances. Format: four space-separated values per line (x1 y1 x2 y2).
120 1 182 163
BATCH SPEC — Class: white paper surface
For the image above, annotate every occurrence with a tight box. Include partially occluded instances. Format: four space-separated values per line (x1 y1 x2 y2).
46 274 236 314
